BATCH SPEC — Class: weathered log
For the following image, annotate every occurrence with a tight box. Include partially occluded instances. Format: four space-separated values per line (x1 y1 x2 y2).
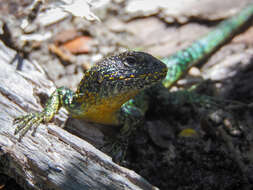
0 40 158 190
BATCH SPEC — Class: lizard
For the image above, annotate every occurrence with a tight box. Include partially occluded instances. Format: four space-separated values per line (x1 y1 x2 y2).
14 4 253 161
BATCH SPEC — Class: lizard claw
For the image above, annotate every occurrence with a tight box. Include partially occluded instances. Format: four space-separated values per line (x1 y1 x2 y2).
14 112 44 141
101 136 129 164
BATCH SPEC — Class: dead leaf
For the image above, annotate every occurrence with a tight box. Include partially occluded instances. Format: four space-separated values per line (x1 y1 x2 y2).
62 36 92 54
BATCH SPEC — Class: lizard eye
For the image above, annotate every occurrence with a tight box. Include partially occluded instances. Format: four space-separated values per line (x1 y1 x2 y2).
124 56 137 67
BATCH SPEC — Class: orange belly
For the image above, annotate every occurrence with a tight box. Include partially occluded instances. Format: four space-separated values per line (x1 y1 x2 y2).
72 104 120 125
71 90 138 125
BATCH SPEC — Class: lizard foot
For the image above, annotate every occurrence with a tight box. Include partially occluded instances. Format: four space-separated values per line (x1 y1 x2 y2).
13 87 66 140
13 112 44 141
102 135 129 164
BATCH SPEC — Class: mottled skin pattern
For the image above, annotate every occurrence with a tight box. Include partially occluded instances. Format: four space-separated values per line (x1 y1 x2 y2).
14 52 167 143
71 52 167 125
14 5 253 161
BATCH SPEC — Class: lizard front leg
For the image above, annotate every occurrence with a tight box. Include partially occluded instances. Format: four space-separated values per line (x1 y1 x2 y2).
14 87 75 140
104 100 145 163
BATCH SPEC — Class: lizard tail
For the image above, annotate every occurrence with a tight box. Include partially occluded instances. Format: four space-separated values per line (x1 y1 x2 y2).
162 4 253 88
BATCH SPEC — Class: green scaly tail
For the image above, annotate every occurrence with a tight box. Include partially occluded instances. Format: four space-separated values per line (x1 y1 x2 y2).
162 5 253 88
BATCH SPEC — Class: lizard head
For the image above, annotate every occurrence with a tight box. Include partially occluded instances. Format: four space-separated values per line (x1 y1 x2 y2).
95 51 168 94
77 51 167 103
